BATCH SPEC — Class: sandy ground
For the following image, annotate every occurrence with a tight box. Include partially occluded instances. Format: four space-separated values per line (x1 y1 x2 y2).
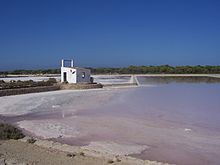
0 139 168 165
1 140 110 165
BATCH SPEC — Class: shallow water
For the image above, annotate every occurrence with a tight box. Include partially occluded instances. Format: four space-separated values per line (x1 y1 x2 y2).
93 75 131 84
137 76 220 84
73 79 220 165
1 76 220 165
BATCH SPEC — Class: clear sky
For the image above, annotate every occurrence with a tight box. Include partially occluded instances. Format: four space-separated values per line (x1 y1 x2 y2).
0 0 220 70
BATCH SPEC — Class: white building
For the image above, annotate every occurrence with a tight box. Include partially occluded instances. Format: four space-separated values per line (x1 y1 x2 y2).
61 59 91 84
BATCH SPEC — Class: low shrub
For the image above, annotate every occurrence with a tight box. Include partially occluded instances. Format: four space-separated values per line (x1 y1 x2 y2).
0 79 58 90
107 160 114 164
47 78 57 84
0 80 5 84
79 152 85 156
66 153 76 158
0 123 25 140
27 137 36 144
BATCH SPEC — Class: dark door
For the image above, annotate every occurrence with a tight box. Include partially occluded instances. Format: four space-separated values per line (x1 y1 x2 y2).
63 72 67 82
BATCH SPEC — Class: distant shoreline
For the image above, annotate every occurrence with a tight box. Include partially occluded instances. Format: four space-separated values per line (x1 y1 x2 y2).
1 65 220 75
1 73 220 77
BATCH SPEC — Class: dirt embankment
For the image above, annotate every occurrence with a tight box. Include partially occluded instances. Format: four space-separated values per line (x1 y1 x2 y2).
0 85 60 97
60 83 103 90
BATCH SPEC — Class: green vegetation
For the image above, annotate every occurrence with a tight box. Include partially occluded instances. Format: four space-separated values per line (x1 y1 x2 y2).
0 123 25 140
90 65 220 74
1 65 220 75
0 79 57 90
0 69 60 76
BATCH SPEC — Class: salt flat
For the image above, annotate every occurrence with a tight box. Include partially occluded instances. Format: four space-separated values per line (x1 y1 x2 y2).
1 78 220 165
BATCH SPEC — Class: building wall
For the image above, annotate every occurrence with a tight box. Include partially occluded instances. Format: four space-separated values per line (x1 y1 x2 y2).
61 67 91 83
76 68 91 83
61 67 77 83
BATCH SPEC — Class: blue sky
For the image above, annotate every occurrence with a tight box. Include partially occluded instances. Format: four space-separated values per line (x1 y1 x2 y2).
0 0 220 70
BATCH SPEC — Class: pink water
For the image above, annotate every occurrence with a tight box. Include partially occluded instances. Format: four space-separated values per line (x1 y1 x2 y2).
2 77 220 165
75 83 220 165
